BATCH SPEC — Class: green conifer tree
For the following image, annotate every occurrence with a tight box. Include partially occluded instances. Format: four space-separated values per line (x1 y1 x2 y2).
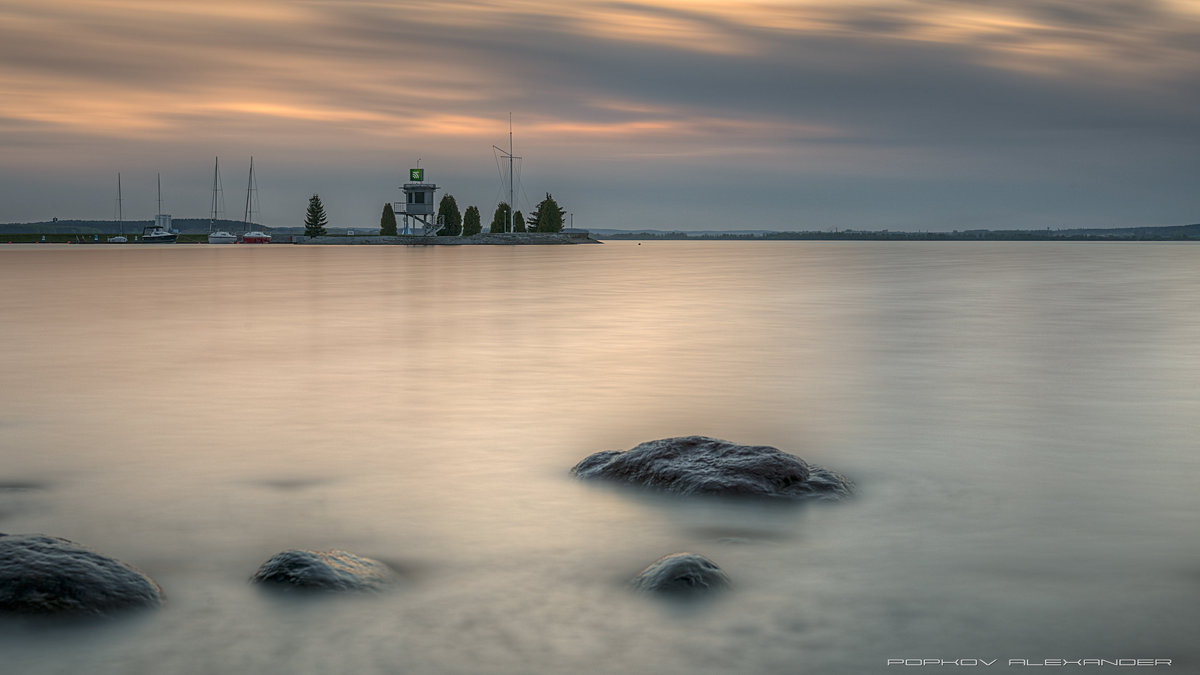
379 203 397 236
531 193 565 233
512 210 526 233
462 205 482 236
304 194 328 237
489 202 511 234
437 194 462 236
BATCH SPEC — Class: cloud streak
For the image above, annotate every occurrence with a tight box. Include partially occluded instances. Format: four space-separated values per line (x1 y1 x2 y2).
0 0 1196 229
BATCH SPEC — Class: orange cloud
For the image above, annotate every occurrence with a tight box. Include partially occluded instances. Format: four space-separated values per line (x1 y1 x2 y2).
0 1 1196 155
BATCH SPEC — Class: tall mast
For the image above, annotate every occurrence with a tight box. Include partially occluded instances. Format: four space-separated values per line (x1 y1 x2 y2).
243 157 257 231
509 114 514 232
209 157 223 232
493 113 520 232
157 173 161 215
117 173 123 233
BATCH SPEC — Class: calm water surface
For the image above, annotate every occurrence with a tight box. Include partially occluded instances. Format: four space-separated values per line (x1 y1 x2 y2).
1 242 1197 674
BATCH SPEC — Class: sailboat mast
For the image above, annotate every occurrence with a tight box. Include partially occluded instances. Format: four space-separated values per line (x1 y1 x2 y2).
157 173 162 214
117 173 123 233
209 157 220 232
243 157 257 231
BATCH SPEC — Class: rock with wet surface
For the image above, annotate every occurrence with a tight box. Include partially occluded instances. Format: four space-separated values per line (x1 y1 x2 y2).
252 549 395 592
632 552 730 595
571 436 852 500
0 533 163 616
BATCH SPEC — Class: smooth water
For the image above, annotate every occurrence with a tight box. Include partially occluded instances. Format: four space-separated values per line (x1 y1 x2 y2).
1 242 1197 674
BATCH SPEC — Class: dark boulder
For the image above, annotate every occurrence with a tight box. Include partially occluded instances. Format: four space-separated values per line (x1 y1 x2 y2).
571 436 852 500
0 533 163 616
251 549 395 592
632 552 730 595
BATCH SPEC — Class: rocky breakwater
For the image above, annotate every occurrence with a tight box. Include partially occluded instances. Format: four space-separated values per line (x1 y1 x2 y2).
0 533 163 616
251 549 397 592
297 232 600 245
570 435 853 501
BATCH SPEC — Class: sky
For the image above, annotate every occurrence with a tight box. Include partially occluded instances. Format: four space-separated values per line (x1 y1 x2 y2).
1 0 1198 231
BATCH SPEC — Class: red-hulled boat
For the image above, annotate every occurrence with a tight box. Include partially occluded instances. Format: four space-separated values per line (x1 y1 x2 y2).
241 231 271 244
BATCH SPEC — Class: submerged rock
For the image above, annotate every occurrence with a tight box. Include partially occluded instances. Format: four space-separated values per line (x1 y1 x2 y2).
632 552 730 595
571 436 852 500
251 549 395 592
0 533 163 616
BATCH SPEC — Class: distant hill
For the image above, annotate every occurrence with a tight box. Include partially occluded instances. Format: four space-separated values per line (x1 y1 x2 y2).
1051 223 1200 238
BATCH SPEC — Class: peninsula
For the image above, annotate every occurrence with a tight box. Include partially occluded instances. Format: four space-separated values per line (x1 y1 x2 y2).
296 232 599 245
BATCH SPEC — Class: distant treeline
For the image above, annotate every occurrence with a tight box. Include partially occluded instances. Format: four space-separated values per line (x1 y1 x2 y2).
601 223 1200 241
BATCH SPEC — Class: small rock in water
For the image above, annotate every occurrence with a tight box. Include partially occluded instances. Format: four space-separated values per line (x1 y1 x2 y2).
632 552 730 595
571 436 852 500
251 549 395 592
0 533 164 616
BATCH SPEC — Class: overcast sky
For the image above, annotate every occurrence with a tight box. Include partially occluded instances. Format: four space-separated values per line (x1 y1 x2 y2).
1 0 1197 231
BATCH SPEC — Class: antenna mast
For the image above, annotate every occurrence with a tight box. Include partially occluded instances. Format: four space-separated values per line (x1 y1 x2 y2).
493 113 521 232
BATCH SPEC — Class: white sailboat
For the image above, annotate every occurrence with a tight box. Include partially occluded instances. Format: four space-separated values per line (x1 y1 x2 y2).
107 173 128 243
141 173 178 243
240 157 271 243
207 157 237 244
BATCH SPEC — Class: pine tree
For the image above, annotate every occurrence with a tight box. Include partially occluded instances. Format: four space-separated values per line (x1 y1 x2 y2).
489 202 511 234
304 194 328 237
462 205 482 236
512 210 526 233
530 193 565 233
379 203 397 236
437 194 461 236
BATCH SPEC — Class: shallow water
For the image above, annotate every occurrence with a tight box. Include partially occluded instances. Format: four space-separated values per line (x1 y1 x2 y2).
1 241 1197 674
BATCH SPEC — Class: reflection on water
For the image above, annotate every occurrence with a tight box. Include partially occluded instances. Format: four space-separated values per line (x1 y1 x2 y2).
1 242 1198 674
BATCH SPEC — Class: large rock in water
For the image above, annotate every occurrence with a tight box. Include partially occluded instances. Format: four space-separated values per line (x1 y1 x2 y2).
632 552 730 595
0 533 163 616
571 436 852 500
251 549 395 592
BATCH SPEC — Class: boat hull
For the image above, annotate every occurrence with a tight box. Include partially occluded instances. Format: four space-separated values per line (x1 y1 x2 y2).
208 232 237 244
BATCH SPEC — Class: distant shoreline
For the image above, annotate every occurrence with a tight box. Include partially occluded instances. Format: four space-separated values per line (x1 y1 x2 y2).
3 220 1196 242
595 224 1200 242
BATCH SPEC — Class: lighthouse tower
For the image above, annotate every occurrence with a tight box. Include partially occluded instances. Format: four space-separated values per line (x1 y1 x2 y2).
395 168 442 235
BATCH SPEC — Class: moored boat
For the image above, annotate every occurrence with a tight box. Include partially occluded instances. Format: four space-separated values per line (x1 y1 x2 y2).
241 231 271 244
207 157 236 244
141 174 178 243
108 173 128 243
142 214 177 243
239 157 270 243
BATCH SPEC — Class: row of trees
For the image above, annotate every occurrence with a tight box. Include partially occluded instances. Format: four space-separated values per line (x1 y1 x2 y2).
376 193 566 236
306 192 567 238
